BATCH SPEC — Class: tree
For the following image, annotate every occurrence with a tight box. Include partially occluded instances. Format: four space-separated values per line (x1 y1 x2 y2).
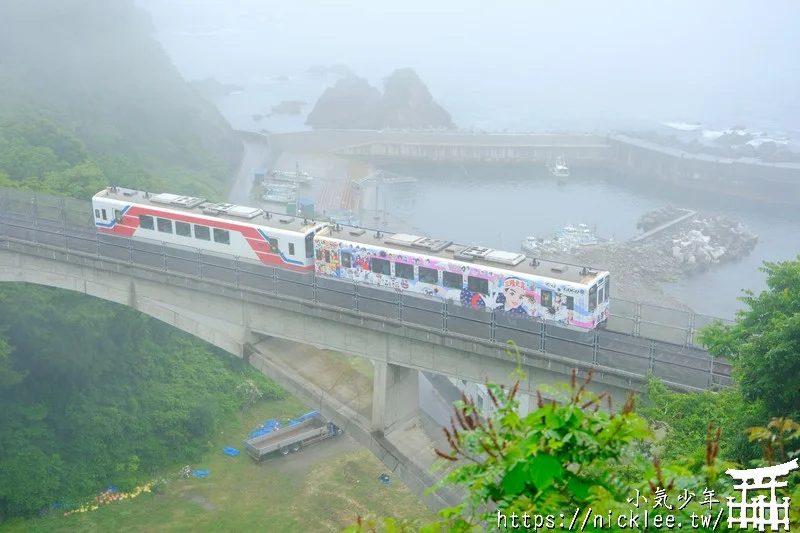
698 257 800 420
635 375 762 464
343 343 752 533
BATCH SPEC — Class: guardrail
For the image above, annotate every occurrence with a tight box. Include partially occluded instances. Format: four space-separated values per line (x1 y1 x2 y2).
0 188 734 390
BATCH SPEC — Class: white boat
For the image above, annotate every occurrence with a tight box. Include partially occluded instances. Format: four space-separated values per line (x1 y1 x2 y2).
263 182 298 193
521 236 540 255
261 192 296 203
521 223 605 256
547 156 570 179
270 170 314 184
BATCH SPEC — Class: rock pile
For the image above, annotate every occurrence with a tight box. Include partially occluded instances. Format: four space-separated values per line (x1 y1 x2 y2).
546 241 684 306
542 209 758 306
659 216 758 273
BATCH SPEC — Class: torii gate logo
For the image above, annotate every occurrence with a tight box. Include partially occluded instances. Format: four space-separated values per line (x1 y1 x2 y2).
726 458 798 531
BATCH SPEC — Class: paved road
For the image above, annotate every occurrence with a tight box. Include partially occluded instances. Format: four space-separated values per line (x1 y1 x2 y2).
228 138 272 206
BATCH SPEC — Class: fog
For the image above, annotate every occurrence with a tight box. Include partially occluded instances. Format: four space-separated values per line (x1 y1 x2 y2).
137 0 799 131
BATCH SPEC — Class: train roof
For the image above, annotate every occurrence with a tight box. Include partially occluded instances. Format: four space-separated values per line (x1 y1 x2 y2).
95 187 326 234
317 225 607 285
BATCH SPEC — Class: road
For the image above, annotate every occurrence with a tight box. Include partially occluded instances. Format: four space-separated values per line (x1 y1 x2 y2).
228 137 272 206
226 136 463 430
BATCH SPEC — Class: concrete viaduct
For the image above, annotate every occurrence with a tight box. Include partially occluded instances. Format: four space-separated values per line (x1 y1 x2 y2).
0 190 732 511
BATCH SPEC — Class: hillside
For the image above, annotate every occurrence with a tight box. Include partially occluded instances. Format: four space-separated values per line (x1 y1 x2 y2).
0 0 261 524
0 0 242 199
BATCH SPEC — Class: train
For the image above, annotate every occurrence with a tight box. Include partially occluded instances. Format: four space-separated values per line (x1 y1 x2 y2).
92 186 611 330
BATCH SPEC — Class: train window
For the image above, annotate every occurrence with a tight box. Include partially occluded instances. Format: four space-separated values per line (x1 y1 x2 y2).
194 225 210 241
101 209 107 220
324 250 330 263
288 243 295 255
213 228 230 245
305 233 314 258
268 238 278 253
139 215 154 230
467 276 489 295
442 271 463 289
394 262 414 280
605 277 610 301
156 218 172 234
316 249 323 260
175 221 191 237
566 296 574 310
341 252 352 268
94 209 100 219
114 210 123 223
588 285 597 311
371 257 391 276
541 289 553 308
418 266 438 284
598 286 605 304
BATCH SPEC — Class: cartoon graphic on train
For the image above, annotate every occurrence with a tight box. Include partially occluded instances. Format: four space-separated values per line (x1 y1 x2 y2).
313 232 610 330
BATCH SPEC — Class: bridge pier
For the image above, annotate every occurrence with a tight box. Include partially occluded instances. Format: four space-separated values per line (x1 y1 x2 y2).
372 362 419 435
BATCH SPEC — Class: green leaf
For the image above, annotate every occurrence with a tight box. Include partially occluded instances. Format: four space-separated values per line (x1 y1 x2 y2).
500 461 529 495
527 454 565 492
567 476 593 501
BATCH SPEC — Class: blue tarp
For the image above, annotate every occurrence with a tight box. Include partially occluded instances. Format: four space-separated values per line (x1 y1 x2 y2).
223 447 240 457
248 420 282 439
192 469 210 478
106 485 119 493
248 427 272 439
297 410 319 422
378 474 391 485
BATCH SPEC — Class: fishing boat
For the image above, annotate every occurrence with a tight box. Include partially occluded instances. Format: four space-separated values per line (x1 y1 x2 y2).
547 156 569 179
270 170 314 185
520 223 606 255
520 236 540 255
261 192 296 203
263 182 298 193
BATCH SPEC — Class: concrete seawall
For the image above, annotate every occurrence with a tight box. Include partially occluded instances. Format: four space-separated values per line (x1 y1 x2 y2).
246 129 800 207
630 210 698 243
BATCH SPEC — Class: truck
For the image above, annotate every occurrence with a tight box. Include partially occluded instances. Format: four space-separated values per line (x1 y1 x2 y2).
244 411 344 462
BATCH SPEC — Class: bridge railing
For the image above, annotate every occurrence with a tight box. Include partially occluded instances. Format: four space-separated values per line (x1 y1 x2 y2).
0 188 734 391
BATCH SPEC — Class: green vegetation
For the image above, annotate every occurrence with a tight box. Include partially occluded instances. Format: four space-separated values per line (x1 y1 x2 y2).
698 258 800 420
0 0 241 201
0 0 254 524
345 257 800 532
0 285 286 520
0 398 434 532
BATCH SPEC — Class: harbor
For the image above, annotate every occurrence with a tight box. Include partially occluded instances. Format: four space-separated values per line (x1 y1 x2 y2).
236 129 796 319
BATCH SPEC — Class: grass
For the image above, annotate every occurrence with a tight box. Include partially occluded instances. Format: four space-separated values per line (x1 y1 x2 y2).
2 396 435 533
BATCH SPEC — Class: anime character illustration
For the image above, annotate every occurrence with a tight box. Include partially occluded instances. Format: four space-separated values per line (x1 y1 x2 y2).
498 277 532 316
459 276 532 317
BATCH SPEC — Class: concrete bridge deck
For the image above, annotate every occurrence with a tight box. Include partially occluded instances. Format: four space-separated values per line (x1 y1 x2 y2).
0 188 735 512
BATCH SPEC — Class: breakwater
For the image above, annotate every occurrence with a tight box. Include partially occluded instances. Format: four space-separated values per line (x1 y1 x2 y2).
254 129 800 207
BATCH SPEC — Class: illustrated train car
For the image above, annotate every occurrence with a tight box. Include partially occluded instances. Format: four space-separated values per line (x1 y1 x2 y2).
314 226 611 330
91 187 326 271
91 187 611 330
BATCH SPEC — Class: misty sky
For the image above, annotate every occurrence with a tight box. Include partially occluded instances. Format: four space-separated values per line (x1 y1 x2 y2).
137 0 799 130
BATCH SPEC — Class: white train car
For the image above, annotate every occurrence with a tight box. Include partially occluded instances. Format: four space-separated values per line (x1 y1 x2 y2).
314 226 611 330
92 187 326 271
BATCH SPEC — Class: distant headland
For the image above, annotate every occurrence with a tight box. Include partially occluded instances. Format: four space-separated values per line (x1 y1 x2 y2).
305 68 455 131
